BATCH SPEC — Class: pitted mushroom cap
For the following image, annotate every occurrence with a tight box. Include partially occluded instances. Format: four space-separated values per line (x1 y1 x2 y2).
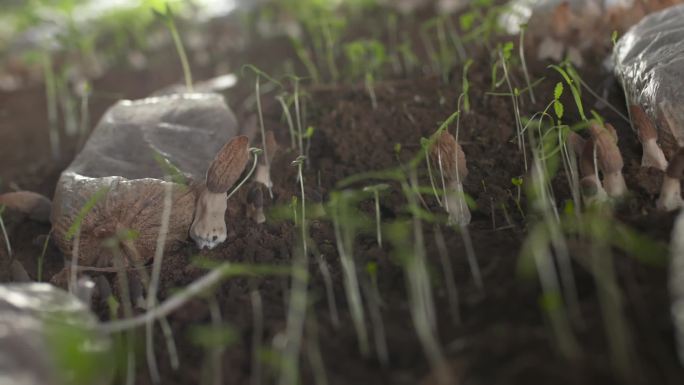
206 135 250 193
630 104 658 142
431 131 468 181
588 121 624 174
567 131 586 157
264 130 278 164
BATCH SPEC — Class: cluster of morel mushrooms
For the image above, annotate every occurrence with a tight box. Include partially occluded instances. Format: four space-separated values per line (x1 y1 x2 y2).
430 102 684 225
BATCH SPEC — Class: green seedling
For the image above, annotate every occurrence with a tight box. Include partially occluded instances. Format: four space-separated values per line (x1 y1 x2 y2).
511 176 525 218
227 148 262 200
461 59 473 113
43 54 60 161
290 36 321 83
0 205 11 259
276 94 297 149
153 3 193 91
280 155 310 385
328 190 370 357
363 261 389 366
422 137 444 207
363 183 390 247
344 39 387 109
434 225 460 325
243 65 283 197
518 23 536 103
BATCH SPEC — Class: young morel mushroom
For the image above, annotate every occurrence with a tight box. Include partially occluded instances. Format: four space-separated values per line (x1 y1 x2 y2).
578 137 608 204
190 135 250 249
657 148 684 211
588 121 627 198
431 131 470 226
255 130 278 194
246 184 266 224
631 104 669 171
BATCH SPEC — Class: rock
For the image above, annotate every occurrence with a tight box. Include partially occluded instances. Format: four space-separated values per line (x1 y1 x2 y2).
0 283 112 385
50 93 242 271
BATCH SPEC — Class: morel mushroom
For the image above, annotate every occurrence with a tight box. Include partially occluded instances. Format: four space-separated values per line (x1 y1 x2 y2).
255 130 278 194
246 184 266 224
0 191 51 223
50 93 250 278
630 105 669 171
575 135 607 204
658 148 684 211
431 131 470 225
588 122 627 198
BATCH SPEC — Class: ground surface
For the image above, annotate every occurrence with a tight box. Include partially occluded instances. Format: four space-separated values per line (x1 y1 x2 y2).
1 4 683 385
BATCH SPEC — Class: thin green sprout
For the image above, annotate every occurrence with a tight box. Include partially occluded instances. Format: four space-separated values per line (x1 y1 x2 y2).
227 148 262 200
155 4 193 91
518 24 536 104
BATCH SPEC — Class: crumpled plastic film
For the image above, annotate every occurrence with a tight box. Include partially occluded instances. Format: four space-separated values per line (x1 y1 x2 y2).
613 4 684 146
0 283 111 385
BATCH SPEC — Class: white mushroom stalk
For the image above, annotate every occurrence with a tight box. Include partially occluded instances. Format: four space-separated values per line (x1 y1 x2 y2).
431 131 470 226
657 149 684 211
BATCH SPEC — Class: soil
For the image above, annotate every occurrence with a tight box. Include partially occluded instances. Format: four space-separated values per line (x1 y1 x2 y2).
1 4 683 385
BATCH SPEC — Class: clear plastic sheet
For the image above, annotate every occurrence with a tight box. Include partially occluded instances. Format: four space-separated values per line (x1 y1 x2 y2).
0 283 110 385
612 4 684 146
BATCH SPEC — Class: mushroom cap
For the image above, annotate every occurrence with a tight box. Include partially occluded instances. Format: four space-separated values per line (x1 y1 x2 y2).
567 131 586 157
630 104 658 142
588 121 624 173
264 130 279 164
0 191 51 223
579 138 597 178
430 131 468 181
206 135 250 193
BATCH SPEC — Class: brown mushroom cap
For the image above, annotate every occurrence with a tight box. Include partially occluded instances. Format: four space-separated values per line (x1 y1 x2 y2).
0 191 51 223
579 138 597 177
206 135 250 193
567 131 586 157
630 104 658 142
264 130 278 164
588 121 624 174
430 131 468 181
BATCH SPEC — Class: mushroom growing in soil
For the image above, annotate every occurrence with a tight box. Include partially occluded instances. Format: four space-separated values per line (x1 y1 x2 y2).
255 130 278 196
569 131 608 204
630 104 669 171
657 148 684 211
587 122 627 198
430 131 470 226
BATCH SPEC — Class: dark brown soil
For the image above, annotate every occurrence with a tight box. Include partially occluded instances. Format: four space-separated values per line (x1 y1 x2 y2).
1 5 683 385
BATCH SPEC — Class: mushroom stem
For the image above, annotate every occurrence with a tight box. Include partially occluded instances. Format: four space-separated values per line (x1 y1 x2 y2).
657 176 682 211
445 180 471 226
190 188 227 250
603 171 627 198
657 148 684 211
642 137 668 171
